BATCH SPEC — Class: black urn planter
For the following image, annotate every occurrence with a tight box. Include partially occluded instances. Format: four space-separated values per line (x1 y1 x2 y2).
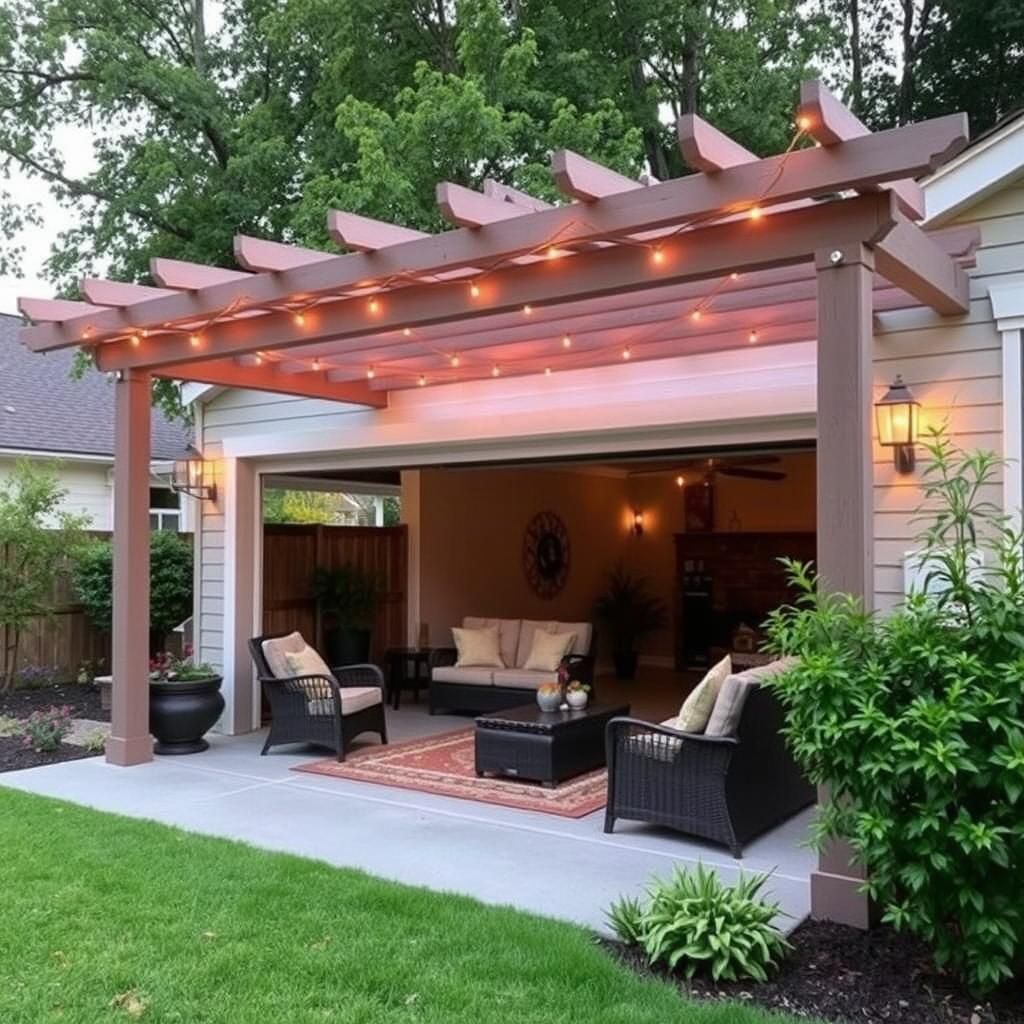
150 676 224 755
612 650 639 680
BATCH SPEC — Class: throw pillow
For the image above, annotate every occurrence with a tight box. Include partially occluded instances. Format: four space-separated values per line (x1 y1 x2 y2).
523 630 576 672
705 675 757 737
284 645 335 701
453 625 505 668
676 655 732 733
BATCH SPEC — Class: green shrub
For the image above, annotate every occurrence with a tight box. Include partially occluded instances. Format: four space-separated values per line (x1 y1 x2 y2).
606 865 789 982
20 705 72 753
73 531 193 649
763 429 1024 994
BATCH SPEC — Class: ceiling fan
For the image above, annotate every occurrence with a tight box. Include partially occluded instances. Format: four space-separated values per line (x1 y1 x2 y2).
676 455 787 483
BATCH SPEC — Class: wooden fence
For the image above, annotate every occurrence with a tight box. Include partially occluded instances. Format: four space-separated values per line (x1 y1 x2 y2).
262 523 408 662
1 534 112 684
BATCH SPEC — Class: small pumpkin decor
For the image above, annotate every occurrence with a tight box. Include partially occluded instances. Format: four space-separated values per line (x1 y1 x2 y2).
565 680 590 710
149 648 224 755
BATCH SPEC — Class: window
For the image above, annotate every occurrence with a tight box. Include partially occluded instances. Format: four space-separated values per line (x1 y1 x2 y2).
150 487 181 532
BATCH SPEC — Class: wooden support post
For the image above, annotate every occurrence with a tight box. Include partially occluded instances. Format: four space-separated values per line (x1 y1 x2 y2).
106 368 153 766
811 243 877 927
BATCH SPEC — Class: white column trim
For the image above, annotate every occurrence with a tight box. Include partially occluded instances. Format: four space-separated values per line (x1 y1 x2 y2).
988 279 1024 524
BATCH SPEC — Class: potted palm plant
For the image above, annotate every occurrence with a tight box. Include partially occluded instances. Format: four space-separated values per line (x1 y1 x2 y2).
312 563 383 665
594 563 668 680
148 648 224 755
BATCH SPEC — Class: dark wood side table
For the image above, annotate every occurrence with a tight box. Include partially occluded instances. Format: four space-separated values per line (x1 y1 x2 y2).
475 702 630 787
384 647 435 710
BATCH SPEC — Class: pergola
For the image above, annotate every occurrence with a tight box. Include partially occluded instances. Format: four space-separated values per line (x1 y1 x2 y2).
19 80 976 779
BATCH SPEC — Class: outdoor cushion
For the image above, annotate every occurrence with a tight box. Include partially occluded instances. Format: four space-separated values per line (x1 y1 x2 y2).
261 631 308 679
705 657 795 737
491 669 552 690
523 629 576 672
453 625 505 668
432 666 495 686
626 721 686 761
676 655 732 732
284 645 334 681
514 620 592 667
463 617 521 667
308 685 383 718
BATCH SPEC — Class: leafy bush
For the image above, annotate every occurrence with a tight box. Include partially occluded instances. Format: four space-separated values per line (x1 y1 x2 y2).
606 865 789 982
763 430 1024 994
311 564 382 630
73 531 193 649
20 705 72 753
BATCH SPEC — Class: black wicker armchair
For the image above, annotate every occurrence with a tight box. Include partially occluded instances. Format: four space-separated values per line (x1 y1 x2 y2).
604 685 813 857
249 632 388 762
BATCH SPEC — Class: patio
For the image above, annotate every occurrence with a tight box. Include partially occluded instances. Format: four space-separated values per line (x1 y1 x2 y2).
0 701 815 933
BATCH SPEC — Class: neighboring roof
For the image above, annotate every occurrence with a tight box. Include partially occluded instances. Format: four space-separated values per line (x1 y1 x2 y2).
924 110 1024 225
0 314 191 460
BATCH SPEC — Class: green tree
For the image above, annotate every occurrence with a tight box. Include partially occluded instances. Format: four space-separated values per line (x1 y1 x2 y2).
263 488 343 524
72 530 193 654
0 461 89 691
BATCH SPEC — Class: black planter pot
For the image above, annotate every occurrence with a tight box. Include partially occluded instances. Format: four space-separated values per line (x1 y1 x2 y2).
150 677 225 755
613 650 638 680
324 627 371 666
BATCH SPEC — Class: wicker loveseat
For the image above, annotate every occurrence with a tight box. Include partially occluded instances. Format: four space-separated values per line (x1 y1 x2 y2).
430 617 596 714
249 631 388 761
604 660 813 857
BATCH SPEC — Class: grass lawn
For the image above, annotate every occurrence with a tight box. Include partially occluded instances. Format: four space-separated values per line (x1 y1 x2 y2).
0 788 815 1024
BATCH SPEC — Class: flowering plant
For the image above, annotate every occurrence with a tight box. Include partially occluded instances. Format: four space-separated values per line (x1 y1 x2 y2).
21 705 72 753
149 646 218 683
565 680 590 694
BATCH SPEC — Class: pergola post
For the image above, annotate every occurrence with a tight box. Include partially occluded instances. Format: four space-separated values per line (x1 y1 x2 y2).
810 243 877 928
106 368 153 766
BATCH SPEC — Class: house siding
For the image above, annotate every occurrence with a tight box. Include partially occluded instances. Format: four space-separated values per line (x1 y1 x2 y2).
0 455 113 529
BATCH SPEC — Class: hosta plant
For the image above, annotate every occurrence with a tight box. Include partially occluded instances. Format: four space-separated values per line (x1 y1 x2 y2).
607 864 789 982
764 429 1024 994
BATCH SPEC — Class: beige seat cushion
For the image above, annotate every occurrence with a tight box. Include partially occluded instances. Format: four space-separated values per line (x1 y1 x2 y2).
261 631 308 679
463 617 521 668
453 625 505 668
492 669 553 690
515 620 592 667
433 666 495 686
308 686 383 718
676 655 732 733
523 629 576 672
705 657 795 737
284 645 334 681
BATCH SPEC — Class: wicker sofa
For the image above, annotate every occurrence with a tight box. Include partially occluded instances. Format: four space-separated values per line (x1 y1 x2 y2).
604 659 813 857
430 616 596 714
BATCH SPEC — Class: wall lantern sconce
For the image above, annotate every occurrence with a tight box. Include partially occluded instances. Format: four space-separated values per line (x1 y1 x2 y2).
631 510 645 537
171 451 217 501
875 375 920 474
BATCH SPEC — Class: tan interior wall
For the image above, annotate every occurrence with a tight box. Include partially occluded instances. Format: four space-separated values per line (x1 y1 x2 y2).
416 452 816 662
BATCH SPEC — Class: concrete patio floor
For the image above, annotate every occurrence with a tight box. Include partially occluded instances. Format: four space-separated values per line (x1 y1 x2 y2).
0 703 815 934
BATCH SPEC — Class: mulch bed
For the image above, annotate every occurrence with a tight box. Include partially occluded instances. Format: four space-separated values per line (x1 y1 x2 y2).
0 735 100 774
0 684 109 723
606 919 1024 1023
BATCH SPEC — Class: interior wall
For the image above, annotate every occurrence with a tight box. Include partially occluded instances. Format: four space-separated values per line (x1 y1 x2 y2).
415 451 816 663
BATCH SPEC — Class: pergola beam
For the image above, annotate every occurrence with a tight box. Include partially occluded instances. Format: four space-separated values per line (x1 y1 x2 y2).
436 182 532 227
152 358 388 407
92 191 899 374
677 115 757 171
23 114 966 353
327 210 431 251
81 279 177 305
798 80 925 219
151 258 251 288
18 297 97 321
551 149 646 200
234 236 337 272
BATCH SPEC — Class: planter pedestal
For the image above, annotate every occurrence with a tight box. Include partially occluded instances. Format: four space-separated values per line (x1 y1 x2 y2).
150 677 224 755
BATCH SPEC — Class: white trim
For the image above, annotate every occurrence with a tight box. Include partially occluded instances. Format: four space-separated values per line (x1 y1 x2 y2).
987 279 1024 523
923 114 1024 225
182 382 221 406
262 474 401 497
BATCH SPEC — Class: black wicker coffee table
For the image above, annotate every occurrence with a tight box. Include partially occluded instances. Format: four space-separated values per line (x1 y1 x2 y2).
475 702 630 787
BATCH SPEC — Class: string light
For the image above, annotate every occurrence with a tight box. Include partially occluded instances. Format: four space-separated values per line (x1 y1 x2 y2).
544 366 552 376
748 329 759 344
366 367 376 380
402 327 412 337
418 375 427 387
730 272 740 281
546 246 559 260
676 475 685 488
450 353 461 368
690 309 703 322
130 334 140 347
293 311 306 327
368 298 380 314
491 365 501 377
522 304 532 316
189 333 201 347
651 246 665 265
562 334 572 349
312 358 321 371
797 115 812 131
622 346 631 360
254 354 263 365
749 205 763 221
469 282 481 298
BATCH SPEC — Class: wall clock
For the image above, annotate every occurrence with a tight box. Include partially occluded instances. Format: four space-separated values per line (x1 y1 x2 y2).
523 510 571 599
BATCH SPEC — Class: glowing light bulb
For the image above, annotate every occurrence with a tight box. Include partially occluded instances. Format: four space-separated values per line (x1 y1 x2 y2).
130 334 141 348
546 246 559 260
797 115 812 131
368 298 380 314
562 334 572 349
690 309 702 322
749 205 763 221
254 354 263 365
366 367 376 380
676 475 685 488
730 272 739 281
748 329 759 344
189 333 201 347
450 354 460 368
544 367 552 376
469 282 481 298
522 304 532 316
651 246 665 265
491 365 501 378
622 346 631 360
418 375 427 387
293 311 306 327
402 327 412 337
312 358 321 371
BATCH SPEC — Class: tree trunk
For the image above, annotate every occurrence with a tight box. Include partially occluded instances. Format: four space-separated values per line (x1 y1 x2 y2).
897 0 915 123
849 0 864 116
193 0 206 77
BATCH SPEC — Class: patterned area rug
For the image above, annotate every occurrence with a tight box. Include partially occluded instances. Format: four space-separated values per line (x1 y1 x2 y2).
292 728 608 819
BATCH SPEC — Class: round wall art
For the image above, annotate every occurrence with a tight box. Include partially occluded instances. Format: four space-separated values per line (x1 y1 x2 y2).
522 510 570 599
